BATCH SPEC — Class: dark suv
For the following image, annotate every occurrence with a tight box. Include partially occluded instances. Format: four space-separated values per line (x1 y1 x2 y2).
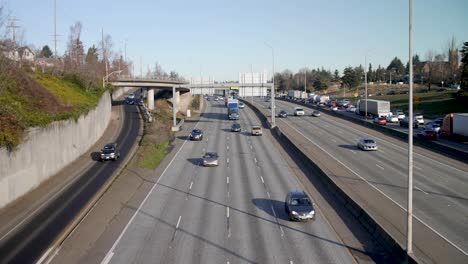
285 191 315 221
100 143 120 161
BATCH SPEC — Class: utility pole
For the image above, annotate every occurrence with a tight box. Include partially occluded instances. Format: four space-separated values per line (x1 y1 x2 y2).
54 0 58 59
102 29 108 78
7 17 20 49
407 0 414 256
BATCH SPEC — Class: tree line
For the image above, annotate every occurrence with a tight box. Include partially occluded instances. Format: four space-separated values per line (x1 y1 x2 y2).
274 36 466 92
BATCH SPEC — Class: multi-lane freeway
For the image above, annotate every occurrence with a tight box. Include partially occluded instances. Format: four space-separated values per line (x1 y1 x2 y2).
101 99 356 264
255 98 468 255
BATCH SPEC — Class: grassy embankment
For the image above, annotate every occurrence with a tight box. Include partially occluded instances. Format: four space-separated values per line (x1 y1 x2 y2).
0 70 104 149
328 84 467 119
138 95 201 170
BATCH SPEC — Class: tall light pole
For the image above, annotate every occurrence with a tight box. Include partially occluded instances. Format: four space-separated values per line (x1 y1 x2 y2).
365 56 368 120
304 67 307 96
265 42 275 126
407 0 414 256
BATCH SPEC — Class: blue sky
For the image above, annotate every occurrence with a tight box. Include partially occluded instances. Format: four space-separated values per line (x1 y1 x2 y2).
2 0 467 81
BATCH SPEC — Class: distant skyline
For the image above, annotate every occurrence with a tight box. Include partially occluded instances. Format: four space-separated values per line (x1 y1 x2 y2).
2 0 467 81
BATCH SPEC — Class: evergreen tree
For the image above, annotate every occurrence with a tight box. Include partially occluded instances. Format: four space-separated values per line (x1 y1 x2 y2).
334 69 339 80
39 45 53 58
461 42 468 90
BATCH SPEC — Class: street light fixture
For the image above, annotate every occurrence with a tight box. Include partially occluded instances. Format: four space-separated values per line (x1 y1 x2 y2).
103 70 122 88
265 42 275 127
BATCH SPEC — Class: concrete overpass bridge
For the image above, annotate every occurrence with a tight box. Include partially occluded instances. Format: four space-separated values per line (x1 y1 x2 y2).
110 77 273 110
109 77 274 130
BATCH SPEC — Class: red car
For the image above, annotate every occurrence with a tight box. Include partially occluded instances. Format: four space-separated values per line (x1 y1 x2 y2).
417 130 438 140
373 117 387 125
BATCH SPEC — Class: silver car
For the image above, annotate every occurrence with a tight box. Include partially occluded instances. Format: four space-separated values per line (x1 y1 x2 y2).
357 138 378 151
100 143 120 161
202 152 219 167
312 110 321 117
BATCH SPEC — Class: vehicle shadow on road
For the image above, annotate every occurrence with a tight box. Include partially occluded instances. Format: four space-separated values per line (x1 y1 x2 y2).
90 152 102 161
251 198 289 221
177 135 190 140
338 144 359 150
187 158 202 166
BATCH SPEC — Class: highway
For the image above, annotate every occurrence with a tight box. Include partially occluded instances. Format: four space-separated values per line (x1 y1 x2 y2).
0 96 142 263
102 100 356 264
255 98 468 255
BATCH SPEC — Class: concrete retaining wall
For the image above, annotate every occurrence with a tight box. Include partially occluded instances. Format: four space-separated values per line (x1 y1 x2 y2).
0 92 113 208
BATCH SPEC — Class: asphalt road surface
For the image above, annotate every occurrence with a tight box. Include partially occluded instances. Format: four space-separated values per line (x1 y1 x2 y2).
258 98 468 255
0 96 141 263
102 100 356 264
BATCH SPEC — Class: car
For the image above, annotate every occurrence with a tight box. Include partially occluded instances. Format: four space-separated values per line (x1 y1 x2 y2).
417 130 438 140
278 110 288 118
231 123 241 132
100 143 120 161
229 112 240 120
238 102 245 109
285 191 315 221
206 97 211 101
399 117 418 128
346 107 356 113
373 117 387 125
425 122 441 133
214 97 219 101
386 115 399 123
189 129 203 141
202 152 219 167
251 126 263 136
330 106 338 111
395 111 405 120
294 107 305 116
357 138 378 151
414 113 425 125
312 110 321 117
127 93 135 100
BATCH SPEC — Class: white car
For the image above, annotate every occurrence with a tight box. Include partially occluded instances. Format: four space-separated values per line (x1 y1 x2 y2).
346 107 356 112
330 106 338 111
294 107 305 116
386 115 399 123
414 113 425 125
396 112 405 120
425 122 441 133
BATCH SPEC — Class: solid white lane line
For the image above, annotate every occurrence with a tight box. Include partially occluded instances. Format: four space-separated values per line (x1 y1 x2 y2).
176 216 182 229
415 186 429 195
376 164 385 170
100 251 114 264
282 120 468 255
189 181 193 190
260 176 265 183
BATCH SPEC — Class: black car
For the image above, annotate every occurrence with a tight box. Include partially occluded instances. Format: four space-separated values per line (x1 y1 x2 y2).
100 143 120 161
278 110 287 118
399 117 418 128
231 123 241 132
285 191 315 221
190 129 203 141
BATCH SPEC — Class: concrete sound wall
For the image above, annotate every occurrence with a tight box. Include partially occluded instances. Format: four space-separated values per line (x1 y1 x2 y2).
0 92 112 208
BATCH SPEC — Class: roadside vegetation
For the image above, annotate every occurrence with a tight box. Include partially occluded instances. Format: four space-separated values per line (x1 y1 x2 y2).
137 100 173 170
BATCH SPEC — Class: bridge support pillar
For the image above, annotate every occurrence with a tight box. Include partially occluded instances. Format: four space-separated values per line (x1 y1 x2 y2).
147 88 154 110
